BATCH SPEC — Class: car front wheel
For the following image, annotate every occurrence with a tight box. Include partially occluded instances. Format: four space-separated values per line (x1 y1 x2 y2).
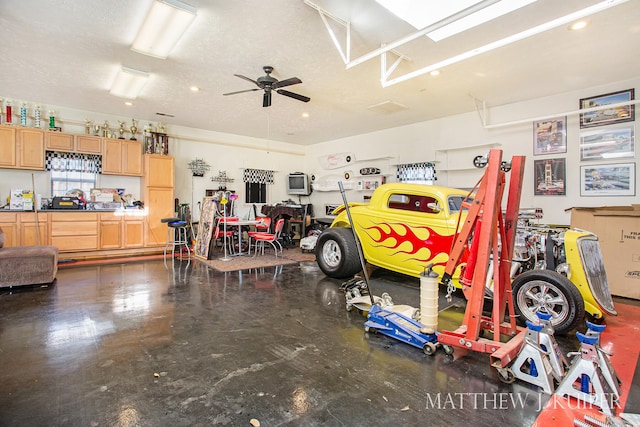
315 228 362 278
511 269 584 334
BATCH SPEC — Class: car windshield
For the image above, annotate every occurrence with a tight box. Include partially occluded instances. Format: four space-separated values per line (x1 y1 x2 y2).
448 195 472 213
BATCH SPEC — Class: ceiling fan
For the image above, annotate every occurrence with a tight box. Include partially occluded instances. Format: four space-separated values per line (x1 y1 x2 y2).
223 66 310 107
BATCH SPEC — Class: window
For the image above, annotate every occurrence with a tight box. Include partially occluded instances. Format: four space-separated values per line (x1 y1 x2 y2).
396 162 437 183
246 182 266 203
243 168 274 204
388 193 439 214
46 152 101 197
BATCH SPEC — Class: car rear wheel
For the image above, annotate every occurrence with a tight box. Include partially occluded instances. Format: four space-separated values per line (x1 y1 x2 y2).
315 228 362 278
511 270 584 334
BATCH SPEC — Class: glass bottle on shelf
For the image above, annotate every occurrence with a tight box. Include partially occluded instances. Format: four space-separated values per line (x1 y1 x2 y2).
34 105 41 128
49 110 56 130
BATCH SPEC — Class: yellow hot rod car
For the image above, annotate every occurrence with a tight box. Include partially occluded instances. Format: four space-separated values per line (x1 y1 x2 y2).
315 183 616 333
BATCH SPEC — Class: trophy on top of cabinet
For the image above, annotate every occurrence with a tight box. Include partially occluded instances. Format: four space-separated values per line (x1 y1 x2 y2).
85 119 92 135
117 121 126 139
102 120 109 137
129 119 138 140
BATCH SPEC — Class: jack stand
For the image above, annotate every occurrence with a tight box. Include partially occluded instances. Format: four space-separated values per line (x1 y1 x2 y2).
585 322 622 400
555 332 619 416
536 311 568 381
507 321 556 394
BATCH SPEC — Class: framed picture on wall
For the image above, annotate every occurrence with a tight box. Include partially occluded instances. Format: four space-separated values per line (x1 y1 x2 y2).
534 158 566 196
533 116 567 155
579 125 635 161
579 88 635 128
580 163 635 196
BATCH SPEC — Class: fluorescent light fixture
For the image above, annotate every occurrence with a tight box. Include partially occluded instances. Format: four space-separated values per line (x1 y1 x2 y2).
375 0 537 41
110 67 150 99
131 0 197 59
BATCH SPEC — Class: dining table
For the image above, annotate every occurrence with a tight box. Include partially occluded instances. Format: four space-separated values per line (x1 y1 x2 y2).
218 218 261 256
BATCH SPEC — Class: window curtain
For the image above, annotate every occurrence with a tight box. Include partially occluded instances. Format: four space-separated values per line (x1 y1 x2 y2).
243 168 274 184
45 151 102 173
396 162 437 183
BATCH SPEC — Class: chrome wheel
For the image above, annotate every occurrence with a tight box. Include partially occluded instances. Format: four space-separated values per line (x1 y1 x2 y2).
321 239 342 268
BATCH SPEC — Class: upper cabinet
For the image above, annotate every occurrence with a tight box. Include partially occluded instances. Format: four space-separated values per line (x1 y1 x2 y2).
18 128 45 170
143 154 174 188
46 132 102 154
0 126 17 167
102 138 143 176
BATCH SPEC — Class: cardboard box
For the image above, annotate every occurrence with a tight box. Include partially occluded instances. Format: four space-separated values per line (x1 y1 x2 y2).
566 205 640 300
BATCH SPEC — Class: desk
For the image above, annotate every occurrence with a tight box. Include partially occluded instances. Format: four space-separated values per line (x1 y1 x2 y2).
219 218 259 256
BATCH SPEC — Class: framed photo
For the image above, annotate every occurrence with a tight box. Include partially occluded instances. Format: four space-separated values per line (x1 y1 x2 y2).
534 158 566 196
580 163 635 196
194 196 217 260
533 116 567 155
580 125 635 161
579 89 635 128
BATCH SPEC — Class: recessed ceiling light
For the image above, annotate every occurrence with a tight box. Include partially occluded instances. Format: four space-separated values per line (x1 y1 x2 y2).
125 101 134 106
190 86 200 92
430 70 441 76
302 112 309 118
569 20 588 31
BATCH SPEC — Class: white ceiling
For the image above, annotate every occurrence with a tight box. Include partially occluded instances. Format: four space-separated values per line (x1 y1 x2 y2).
0 0 638 145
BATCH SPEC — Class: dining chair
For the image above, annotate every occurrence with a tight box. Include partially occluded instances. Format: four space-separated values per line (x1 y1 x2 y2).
213 225 235 255
247 216 271 255
252 218 285 258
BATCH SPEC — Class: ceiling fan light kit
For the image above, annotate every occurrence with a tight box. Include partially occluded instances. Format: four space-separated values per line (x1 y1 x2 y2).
223 66 310 107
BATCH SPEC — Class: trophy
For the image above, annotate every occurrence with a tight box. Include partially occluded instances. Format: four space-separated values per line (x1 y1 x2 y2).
129 118 138 140
117 121 126 139
93 124 101 136
102 120 109 137
85 119 92 135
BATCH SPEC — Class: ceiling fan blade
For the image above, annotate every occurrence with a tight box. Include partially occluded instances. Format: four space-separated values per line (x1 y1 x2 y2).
273 77 302 89
277 89 310 103
263 91 272 107
234 74 260 87
223 88 260 96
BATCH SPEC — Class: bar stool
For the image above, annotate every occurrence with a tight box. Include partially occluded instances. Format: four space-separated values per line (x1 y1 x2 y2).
162 217 191 262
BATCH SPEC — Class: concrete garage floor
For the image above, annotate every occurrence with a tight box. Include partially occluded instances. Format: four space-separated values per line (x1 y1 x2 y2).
0 258 580 426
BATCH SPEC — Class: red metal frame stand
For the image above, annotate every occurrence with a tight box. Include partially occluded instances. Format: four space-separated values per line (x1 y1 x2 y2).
437 149 527 368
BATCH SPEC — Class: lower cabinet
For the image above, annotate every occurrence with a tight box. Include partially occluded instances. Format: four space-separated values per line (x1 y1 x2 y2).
50 212 99 251
0 212 19 247
99 212 145 249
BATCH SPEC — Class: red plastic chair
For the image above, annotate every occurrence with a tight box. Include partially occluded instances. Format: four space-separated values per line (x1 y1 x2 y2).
247 217 272 255
252 218 285 258
213 225 235 254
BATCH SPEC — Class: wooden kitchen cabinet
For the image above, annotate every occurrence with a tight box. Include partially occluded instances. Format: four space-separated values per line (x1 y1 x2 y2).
102 138 142 176
50 212 98 251
144 187 174 247
45 132 74 151
124 217 144 248
75 135 102 154
19 212 48 246
0 126 17 167
99 212 122 250
0 212 18 247
144 154 174 187
46 132 102 154
17 128 45 170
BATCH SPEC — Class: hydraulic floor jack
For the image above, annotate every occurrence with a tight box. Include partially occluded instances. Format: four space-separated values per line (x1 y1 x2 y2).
337 183 452 356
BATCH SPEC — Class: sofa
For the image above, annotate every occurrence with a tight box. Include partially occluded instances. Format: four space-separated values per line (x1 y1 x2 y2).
0 226 59 288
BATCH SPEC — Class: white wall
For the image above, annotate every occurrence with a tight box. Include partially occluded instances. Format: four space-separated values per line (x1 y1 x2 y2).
304 77 640 225
2 76 638 226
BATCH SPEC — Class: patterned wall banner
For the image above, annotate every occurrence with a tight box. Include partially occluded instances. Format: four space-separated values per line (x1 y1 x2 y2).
45 151 102 173
243 168 274 184
396 162 436 182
